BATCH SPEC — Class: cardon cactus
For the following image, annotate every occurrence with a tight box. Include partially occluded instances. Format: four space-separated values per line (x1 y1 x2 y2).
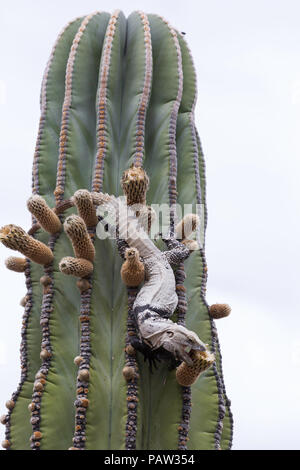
0 10 233 450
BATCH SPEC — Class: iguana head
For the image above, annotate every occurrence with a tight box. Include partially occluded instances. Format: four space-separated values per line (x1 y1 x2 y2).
159 325 207 365
140 317 207 366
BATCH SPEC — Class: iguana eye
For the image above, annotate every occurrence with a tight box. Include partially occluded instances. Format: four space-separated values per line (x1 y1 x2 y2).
167 331 174 337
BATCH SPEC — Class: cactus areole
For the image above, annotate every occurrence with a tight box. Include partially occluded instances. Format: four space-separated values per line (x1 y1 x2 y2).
0 11 233 450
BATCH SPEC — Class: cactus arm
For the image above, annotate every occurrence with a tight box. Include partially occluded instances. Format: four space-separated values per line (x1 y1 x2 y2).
84 11 128 450
6 19 82 450
31 13 110 450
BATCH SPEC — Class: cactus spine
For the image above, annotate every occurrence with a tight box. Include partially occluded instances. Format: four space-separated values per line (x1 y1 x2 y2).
1 11 232 450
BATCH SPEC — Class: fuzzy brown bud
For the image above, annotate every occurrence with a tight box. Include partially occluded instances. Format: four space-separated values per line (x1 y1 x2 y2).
74 356 83 366
78 369 90 382
40 349 51 361
76 279 91 293
209 304 231 320
64 215 95 262
125 344 136 356
34 381 44 392
32 431 42 440
122 366 136 382
121 165 149 205
59 256 93 278
5 400 15 410
182 239 199 251
2 439 10 449
20 296 28 307
0 225 53 265
176 350 215 387
5 256 27 273
73 189 98 227
28 403 35 412
120 248 145 287
175 214 200 240
0 415 7 425
27 195 61 234
40 275 51 287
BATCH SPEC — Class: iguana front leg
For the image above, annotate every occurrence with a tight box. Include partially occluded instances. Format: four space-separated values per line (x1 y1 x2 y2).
163 239 190 267
129 337 160 373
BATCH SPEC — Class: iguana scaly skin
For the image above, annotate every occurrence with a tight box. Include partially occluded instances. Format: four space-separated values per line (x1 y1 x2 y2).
95 193 207 365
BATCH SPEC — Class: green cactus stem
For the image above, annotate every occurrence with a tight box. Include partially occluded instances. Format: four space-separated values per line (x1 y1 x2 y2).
1 10 233 450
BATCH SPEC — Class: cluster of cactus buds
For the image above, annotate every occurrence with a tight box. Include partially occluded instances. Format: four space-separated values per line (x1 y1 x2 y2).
60 214 95 278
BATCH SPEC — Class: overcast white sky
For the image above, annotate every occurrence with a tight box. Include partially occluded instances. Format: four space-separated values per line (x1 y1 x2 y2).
0 0 299 450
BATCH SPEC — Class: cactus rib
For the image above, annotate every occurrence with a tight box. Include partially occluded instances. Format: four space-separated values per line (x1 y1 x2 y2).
152 16 191 450
54 12 100 203
72 255 93 450
29 233 58 450
121 11 153 450
32 16 82 197
216 335 234 449
71 13 121 448
3 261 33 449
134 14 186 449
132 12 153 168
92 10 121 193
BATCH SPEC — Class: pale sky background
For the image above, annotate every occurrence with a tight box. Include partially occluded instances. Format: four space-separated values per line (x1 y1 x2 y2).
0 0 299 450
